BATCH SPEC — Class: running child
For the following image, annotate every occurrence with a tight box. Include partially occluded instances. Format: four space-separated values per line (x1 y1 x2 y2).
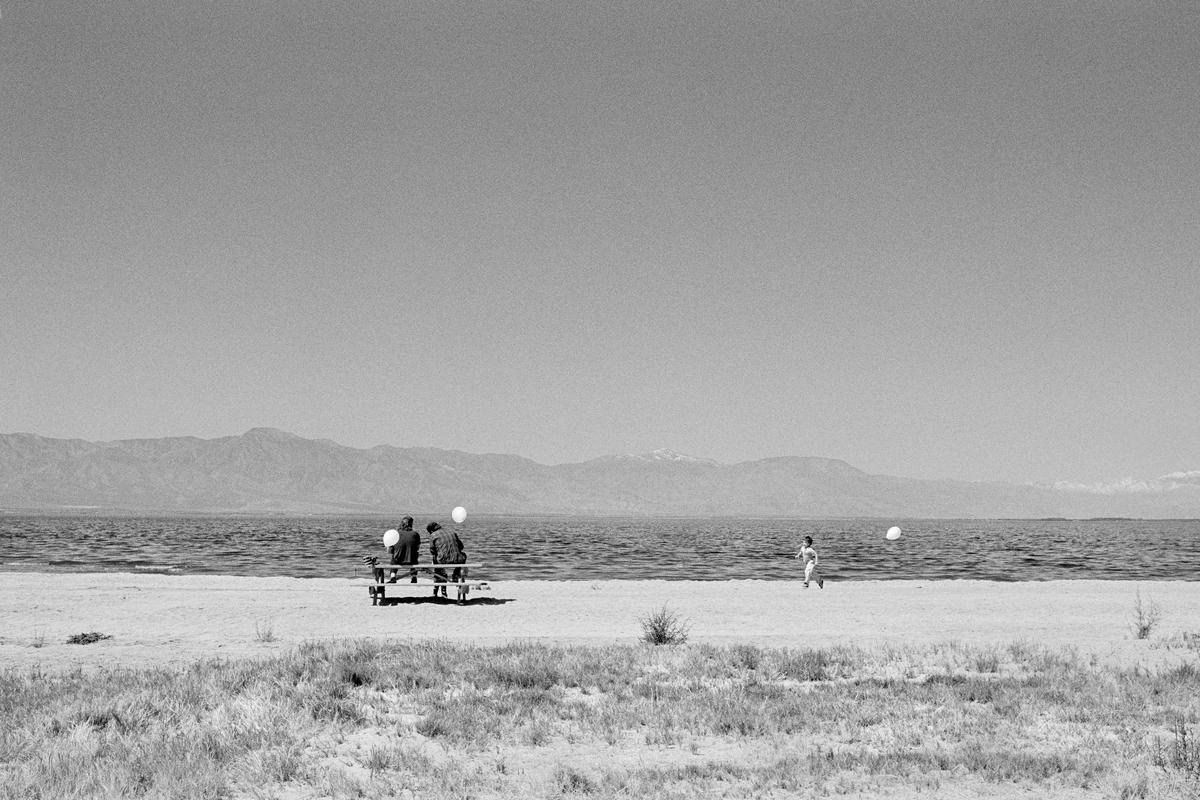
794 535 824 589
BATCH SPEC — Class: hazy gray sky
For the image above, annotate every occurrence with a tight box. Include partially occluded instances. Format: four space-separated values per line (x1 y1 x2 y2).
3 1 1198 484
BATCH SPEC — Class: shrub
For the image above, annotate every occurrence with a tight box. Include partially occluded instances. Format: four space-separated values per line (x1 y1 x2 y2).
1131 589 1162 640
639 605 690 646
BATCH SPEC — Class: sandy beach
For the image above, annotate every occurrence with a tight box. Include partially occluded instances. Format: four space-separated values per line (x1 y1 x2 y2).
2 573 1198 671
6 573 1200 798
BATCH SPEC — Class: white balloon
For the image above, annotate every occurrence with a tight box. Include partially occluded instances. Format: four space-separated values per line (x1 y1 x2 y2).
886 526 902 540
451 506 467 524
383 529 400 547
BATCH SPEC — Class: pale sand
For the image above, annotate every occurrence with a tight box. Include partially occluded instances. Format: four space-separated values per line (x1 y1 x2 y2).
1 573 1198 672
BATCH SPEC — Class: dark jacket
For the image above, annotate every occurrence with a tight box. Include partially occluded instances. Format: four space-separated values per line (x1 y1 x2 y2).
430 528 466 564
388 529 421 565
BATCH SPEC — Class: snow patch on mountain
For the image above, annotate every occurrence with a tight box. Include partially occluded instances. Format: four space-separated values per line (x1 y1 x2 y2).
1051 472 1200 494
620 449 722 466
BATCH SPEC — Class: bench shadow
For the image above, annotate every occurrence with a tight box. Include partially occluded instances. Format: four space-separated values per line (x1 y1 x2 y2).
378 596 515 607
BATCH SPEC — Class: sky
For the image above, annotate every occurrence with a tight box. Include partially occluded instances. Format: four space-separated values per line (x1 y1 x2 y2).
2 1 1198 485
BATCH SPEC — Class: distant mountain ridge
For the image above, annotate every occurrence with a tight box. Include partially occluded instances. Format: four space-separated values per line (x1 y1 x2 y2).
1 428 1198 517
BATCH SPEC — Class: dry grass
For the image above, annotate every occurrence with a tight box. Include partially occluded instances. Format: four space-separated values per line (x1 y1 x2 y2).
2 638 1199 798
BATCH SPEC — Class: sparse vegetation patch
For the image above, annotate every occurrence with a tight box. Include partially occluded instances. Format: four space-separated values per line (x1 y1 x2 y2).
1 638 1198 798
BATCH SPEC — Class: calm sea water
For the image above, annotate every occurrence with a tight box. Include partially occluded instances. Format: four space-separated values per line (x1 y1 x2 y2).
2 514 1198 581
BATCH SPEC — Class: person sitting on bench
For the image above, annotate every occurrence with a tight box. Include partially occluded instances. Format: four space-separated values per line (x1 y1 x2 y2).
387 516 421 583
428 521 467 599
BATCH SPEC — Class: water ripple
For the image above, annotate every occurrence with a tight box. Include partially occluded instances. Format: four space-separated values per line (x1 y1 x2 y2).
1 515 1197 581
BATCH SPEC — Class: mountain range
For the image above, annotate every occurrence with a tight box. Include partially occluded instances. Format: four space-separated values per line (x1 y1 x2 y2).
2 428 1198 518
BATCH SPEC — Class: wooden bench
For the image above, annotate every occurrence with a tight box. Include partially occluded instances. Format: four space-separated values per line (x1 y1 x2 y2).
363 561 489 605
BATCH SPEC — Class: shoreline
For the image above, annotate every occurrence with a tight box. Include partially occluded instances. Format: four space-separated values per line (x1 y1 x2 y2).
3 573 1198 672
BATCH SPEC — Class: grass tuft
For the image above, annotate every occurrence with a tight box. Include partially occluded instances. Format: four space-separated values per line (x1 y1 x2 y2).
638 605 690 646
1117 774 1151 799
772 647 830 681
254 619 276 643
1153 721 1200 782
553 763 596 793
